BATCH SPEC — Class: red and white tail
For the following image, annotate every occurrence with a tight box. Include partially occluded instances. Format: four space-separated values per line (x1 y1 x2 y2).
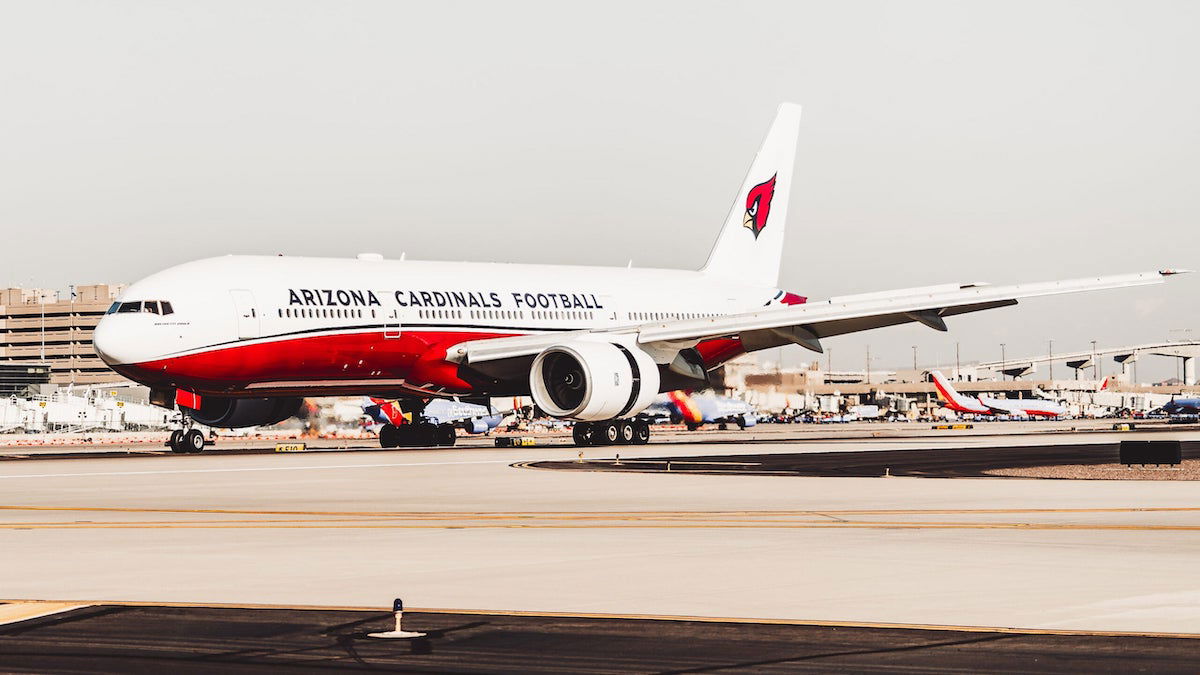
1098 377 1110 391
930 370 973 409
701 103 801 288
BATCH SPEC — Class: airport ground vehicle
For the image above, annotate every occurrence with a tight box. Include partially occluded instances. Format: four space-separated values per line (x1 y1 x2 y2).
92 105 1182 452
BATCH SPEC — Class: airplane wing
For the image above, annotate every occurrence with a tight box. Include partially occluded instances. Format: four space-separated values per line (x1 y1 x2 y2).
448 270 1181 366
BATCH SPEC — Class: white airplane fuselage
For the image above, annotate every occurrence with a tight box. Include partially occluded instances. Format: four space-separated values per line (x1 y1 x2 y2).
93 255 803 399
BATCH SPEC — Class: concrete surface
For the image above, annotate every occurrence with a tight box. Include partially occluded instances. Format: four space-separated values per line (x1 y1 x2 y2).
2 428 1200 634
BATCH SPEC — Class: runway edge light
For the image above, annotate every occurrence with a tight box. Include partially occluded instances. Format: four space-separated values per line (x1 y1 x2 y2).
367 598 427 639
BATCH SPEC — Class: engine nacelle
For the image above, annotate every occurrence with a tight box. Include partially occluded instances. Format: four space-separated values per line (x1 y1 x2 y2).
186 396 302 429
529 341 659 421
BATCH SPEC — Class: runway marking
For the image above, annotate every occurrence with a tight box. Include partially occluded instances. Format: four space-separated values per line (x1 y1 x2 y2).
0 457 521 480
0 601 90 627
0 506 1196 531
2 505 1199 516
2 598 1198 639
2 517 1198 531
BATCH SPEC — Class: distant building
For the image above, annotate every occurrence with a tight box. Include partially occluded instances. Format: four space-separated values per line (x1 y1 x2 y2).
0 284 127 386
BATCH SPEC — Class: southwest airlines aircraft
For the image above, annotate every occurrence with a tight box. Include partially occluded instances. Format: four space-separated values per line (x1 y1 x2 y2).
931 370 1067 418
92 104 1182 452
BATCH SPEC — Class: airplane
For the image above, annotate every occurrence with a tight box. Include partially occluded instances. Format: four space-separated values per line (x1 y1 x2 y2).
1159 397 1200 417
91 103 1184 453
930 370 1067 418
644 390 758 430
362 397 502 446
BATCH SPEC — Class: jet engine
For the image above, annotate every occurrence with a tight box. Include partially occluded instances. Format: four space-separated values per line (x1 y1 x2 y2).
185 396 303 428
530 342 659 421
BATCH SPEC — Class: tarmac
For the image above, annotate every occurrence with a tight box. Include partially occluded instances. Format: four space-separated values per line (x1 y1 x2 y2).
2 423 1200 641
2 602 1198 673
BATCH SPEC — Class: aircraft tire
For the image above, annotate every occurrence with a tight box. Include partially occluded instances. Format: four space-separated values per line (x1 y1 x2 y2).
718 422 728 431
436 424 457 446
599 421 620 445
632 420 650 445
414 423 439 447
168 430 186 453
572 422 593 447
183 429 205 454
617 420 635 445
379 424 399 448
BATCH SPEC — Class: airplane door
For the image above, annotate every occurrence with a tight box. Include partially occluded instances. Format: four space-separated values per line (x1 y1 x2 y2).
230 289 260 340
384 308 401 339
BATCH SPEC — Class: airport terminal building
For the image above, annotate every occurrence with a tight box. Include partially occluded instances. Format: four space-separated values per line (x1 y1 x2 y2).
0 284 126 389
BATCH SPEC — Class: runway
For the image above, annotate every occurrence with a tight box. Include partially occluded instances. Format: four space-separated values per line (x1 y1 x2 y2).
2 428 1200 636
3 603 1197 673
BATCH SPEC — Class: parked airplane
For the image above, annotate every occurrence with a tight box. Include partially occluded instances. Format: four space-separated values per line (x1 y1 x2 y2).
1160 397 1200 416
92 104 1182 452
363 397 503 447
645 390 758 430
931 370 1067 418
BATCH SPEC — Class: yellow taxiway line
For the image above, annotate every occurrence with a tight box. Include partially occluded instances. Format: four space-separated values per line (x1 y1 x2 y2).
0 601 90 626
2 598 1198 640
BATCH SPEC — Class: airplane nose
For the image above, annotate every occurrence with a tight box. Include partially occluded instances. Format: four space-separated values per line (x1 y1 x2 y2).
92 316 141 367
92 316 120 365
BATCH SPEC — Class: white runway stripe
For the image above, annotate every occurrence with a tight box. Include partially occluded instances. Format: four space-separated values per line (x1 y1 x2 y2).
0 458 523 480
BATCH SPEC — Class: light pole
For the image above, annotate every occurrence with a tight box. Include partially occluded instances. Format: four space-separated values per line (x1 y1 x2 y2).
865 345 871 384
1000 343 1006 381
955 342 961 381
1091 340 1098 381
1048 339 1053 382
912 345 917 372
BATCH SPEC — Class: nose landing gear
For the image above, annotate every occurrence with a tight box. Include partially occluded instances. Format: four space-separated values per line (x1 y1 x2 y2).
572 419 650 447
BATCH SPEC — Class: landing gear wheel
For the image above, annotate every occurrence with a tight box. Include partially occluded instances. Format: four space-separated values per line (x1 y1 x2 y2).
600 421 620 445
718 422 728 431
436 424 457 447
167 430 186 453
183 429 205 454
685 422 701 432
379 424 399 448
617 420 635 445
572 422 593 447
632 420 651 445
413 423 438 447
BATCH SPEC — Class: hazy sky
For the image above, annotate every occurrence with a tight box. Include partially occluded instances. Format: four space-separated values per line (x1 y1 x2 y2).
1 1 1196 377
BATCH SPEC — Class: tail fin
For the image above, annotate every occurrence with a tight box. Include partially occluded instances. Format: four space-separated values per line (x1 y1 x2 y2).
701 103 801 288
930 370 971 408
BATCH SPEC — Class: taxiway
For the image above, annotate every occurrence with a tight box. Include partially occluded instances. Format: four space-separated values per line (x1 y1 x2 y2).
2 426 1200 636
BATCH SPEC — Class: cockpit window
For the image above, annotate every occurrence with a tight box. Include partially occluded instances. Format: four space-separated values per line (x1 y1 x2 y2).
111 300 174 315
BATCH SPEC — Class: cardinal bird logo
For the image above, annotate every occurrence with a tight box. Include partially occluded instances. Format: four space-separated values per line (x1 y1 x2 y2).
743 174 777 238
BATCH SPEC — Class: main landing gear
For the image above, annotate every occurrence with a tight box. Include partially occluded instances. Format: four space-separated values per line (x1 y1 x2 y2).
572 419 651 447
379 422 458 448
167 426 206 454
